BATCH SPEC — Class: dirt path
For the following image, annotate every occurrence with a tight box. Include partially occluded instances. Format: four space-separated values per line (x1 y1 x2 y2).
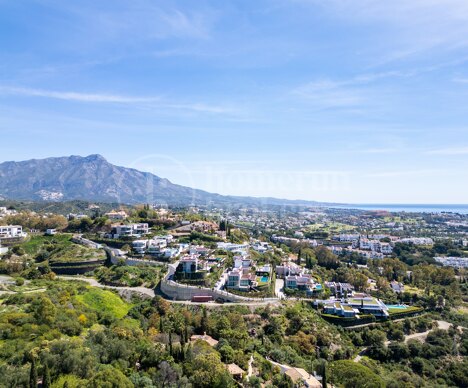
275 278 285 299
354 320 457 362
58 276 280 307
248 355 254 378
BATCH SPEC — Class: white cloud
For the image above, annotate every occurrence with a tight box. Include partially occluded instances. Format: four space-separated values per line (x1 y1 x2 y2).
0 86 158 103
0 86 233 114
359 148 399 155
41 1 214 42
426 147 468 155
453 77 468 84
293 80 364 108
295 0 468 65
366 169 449 178
291 71 407 110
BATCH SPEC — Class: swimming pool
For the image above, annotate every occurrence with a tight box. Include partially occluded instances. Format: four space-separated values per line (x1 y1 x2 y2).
261 276 269 283
386 304 407 309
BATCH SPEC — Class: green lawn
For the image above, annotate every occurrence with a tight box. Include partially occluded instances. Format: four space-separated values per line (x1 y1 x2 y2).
388 306 423 315
348 297 380 306
403 285 424 295
75 287 131 319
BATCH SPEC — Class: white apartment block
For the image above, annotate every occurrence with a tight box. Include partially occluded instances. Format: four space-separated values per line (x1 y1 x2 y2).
434 256 468 269
354 238 379 251
334 234 361 242
399 237 434 245
380 243 393 255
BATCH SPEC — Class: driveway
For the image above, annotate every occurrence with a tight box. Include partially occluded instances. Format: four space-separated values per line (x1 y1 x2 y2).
275 278 285 299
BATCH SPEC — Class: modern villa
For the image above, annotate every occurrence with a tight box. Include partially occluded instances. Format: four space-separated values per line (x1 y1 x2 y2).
322 296 389 318
0 225 27 239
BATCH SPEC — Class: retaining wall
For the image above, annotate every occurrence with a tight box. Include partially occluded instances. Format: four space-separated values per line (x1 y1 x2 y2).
160 263 277 303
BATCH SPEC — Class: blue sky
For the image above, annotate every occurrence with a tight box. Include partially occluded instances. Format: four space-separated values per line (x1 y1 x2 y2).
1 0 468 203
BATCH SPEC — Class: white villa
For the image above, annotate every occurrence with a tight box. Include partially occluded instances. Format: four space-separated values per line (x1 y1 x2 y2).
179 255 205 274
217 242 250 252
110 223 149 238
322 296 389 318
105 210 128 220
0 225 27 239
276 262 302 277
227 267 257 290
132 240 148 254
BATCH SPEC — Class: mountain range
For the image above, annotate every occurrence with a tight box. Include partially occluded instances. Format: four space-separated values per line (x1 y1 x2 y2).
0 154 323 207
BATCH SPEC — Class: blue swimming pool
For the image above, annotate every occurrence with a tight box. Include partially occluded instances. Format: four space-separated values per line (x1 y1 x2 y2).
386 304 407 309
261 276 269 283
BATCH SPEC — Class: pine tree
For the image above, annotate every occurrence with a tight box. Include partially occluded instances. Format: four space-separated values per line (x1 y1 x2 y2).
42 363 51 388
159 317 164 333
168 331 173 356
322 361 328 388
180 329 185 345
186 343 193 361
29 356 37 388
200 307 208 334
180 344 186 361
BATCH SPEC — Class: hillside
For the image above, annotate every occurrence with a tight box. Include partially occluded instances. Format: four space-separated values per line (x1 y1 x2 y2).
0 154 320 207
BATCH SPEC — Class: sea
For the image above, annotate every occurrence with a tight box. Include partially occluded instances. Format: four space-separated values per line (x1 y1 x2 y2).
329 204 468 215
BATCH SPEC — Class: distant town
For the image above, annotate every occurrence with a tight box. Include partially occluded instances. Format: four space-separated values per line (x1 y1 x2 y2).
0 201 467 387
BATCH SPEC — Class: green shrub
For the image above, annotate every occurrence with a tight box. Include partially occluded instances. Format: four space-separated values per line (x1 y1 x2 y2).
329 360 385 387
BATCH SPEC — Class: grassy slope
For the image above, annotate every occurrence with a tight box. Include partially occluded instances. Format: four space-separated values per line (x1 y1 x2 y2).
21 234 105 262
75 287 131 319
21 234 73 255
